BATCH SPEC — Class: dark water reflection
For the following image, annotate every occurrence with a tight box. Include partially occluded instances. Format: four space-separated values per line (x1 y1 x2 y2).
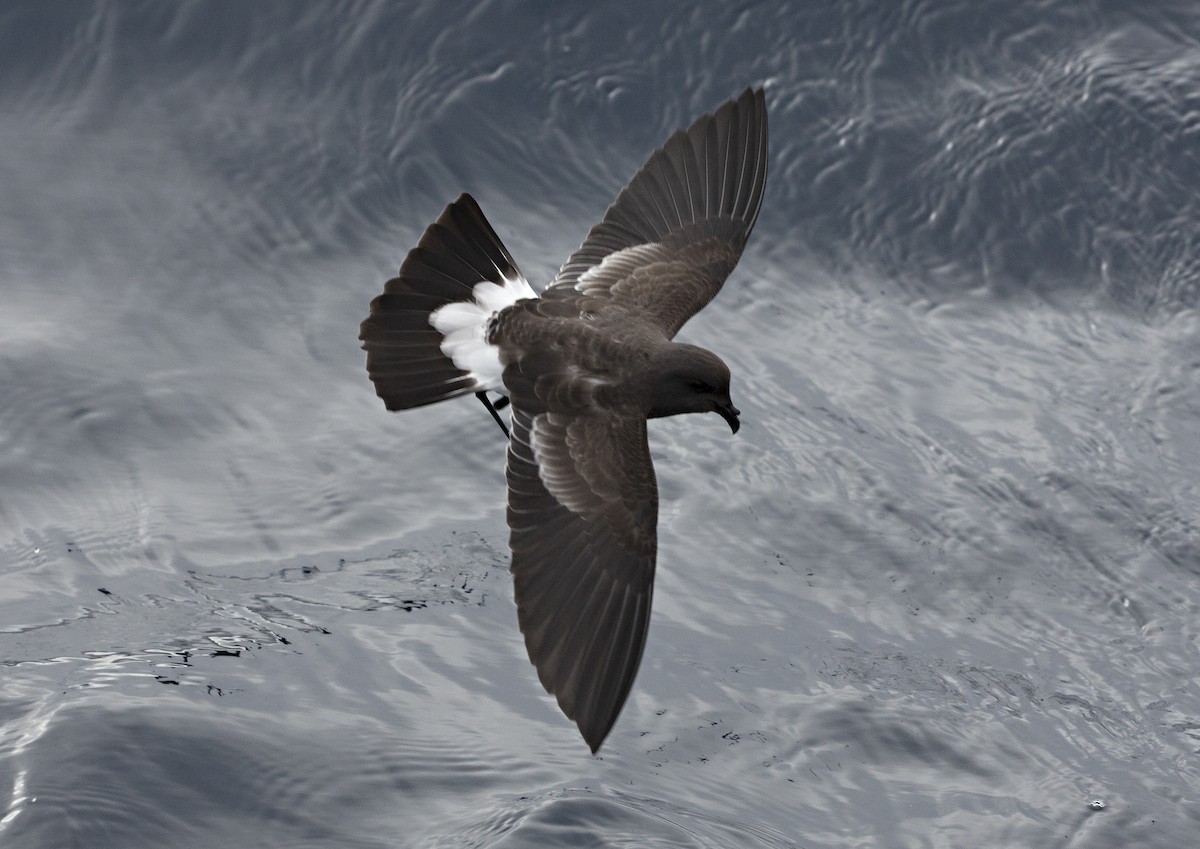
3 1 1199 847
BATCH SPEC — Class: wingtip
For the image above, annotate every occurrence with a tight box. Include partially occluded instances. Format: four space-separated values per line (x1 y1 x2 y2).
581 718 612 754
733 85 766 110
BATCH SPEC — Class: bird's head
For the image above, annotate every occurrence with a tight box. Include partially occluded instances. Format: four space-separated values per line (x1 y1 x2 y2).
647 343 740 433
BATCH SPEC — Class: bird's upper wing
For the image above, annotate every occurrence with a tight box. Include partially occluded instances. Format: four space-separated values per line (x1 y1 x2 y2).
543 87 768 338
505 404 657 753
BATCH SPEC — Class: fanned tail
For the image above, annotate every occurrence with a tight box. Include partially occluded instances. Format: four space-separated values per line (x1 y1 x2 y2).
360 194 536 410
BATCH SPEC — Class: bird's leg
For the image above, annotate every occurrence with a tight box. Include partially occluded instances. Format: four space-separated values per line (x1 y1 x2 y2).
492 396 510 410
476 391 510 438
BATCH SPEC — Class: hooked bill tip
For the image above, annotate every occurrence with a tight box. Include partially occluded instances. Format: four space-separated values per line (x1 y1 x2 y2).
715 403 740 433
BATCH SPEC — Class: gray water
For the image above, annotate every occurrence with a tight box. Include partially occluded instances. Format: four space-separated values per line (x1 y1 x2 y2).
2 2 1199 847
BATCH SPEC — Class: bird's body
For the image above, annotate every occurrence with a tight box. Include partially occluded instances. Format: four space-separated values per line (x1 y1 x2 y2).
360 88 768 752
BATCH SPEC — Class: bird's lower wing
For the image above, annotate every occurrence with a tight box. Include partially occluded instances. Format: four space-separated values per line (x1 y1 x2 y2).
505 406 658 753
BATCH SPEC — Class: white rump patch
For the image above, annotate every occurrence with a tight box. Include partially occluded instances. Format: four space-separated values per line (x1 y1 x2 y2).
429 274 537 392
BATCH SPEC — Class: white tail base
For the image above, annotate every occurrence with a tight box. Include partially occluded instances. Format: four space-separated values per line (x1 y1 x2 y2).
429 275 537 392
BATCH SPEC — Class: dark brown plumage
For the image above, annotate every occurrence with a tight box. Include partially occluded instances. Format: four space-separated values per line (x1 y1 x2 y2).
360 88 768 752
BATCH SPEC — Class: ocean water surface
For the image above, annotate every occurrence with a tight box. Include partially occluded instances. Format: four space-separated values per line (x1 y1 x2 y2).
2 2 1198 847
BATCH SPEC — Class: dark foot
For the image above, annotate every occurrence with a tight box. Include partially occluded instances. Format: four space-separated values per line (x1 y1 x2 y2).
476 392 510 438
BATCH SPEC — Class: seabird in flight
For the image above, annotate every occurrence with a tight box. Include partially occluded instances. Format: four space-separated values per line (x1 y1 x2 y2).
360 87 768 752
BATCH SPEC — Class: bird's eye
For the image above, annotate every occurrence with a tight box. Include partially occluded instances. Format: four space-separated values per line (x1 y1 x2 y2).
690 379 712 393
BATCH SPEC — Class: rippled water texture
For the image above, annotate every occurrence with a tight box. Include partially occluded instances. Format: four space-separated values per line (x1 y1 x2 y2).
2 2 1199 847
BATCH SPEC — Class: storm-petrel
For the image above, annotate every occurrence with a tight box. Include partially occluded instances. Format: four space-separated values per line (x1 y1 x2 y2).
360 87 768 752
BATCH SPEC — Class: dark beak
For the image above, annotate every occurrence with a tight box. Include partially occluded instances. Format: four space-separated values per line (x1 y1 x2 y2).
715 402 741 434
